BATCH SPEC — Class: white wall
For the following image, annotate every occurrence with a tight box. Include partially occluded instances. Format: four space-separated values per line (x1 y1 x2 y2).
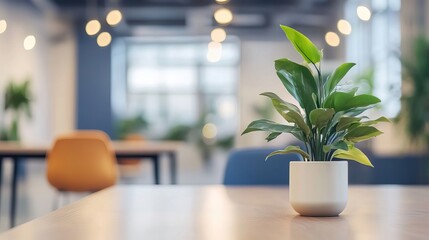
0 2 76 143
236 40 307 148
47 19 76 137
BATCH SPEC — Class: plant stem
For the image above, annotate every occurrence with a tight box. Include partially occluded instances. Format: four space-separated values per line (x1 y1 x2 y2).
304 142 310 162
307 62 327 161
312 63 323 107
310 130 316 161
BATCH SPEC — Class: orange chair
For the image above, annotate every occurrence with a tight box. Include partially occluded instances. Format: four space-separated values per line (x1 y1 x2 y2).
46 131 118 193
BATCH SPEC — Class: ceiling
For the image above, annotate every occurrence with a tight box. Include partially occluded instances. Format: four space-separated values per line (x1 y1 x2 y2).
46 0 341 39
51 0 301 8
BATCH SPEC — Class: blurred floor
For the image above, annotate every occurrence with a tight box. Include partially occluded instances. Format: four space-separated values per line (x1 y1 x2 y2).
0 146 229 231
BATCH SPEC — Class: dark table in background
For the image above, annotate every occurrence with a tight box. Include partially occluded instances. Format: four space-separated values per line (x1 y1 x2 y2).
0 141 183 227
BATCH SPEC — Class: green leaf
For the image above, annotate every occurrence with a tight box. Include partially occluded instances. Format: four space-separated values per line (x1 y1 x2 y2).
348 87 359 96
322 145 331 153
260 92 301 113
280 25 321 64
284 111 311 136
328 111 344 126
325 63 356 94
334 93 355 111
275 58 318 116
342 94 381 110
266 132 282 142
309 108 335 129
259 92 310 137
322 111 343 138
361 116 391 126
336 117 361 131
345 126 383 142
344 122 362 133
266 145 310 161
324 92 354 111
290 129 306 142
332 146 374 167
333 140 349 151
323 140 349 153
324 92 381 112
311 93 318 106
242 119 296 135
344 106 376 117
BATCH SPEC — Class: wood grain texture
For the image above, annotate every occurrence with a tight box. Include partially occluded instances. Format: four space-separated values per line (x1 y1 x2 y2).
1 185 428 240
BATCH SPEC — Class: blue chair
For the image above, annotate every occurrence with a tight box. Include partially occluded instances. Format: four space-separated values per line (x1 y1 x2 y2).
223 147 301 185
372 155 428 184
348 154 429 185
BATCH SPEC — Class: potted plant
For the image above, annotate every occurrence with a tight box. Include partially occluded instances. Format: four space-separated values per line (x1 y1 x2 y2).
242 26 389 216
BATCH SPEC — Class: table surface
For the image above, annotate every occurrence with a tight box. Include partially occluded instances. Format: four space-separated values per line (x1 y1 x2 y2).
0 141 183 155
0 185 428 240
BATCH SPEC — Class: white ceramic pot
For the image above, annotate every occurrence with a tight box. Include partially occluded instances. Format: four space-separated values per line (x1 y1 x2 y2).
289 161 348 217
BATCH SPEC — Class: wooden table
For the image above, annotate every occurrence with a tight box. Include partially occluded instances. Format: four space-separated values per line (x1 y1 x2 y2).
0 141 183 227
0 185 428 240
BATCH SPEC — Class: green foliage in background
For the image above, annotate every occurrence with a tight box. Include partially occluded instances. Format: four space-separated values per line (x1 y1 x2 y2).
242 26 389 166
1 79 32 141
162 125 192 141
116 115 148 139
162 114 235 156
400 36 429 144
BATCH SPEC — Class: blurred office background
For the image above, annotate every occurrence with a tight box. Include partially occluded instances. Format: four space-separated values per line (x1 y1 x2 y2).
0 0 428 228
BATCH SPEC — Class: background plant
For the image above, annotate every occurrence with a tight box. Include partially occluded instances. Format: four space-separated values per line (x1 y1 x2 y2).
242 26 389 166
163 114 235 163
116 115 148 139
1 79 32 141
400 35 429 146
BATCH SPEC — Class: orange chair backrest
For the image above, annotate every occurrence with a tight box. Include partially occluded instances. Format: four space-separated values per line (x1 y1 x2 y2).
47 131 117 192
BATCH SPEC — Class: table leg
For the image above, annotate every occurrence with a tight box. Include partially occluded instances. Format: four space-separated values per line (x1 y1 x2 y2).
0 157 3 222
152 156 160 185
10 158 19 228
169 153 177 185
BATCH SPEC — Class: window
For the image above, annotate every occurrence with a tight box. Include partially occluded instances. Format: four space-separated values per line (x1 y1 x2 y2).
346 0 401 117
112 37 240 140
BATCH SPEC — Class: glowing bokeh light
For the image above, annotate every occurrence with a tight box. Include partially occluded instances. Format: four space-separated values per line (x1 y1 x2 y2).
214 8 233 25
208 41 222 51
207 41 222 62
357 6 371 21
106 10 122 26
23 35 36 50
85 20 101 36
97 32 112 47
0 20 7 34
202 123 218 139
325 32 340 47
211 28 227 43
337 19 352 35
